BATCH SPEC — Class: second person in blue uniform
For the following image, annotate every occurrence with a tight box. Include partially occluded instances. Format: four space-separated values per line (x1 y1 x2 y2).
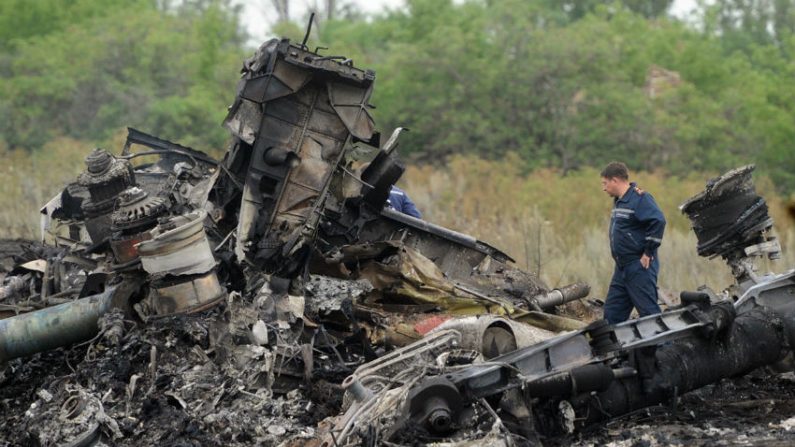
387 185 422 219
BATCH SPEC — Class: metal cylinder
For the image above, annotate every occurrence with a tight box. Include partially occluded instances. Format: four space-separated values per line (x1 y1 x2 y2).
136 210 225 316
136 209 216 276
342 375 374 403
0 288 115 363
532 282 590 310
147 271 226 316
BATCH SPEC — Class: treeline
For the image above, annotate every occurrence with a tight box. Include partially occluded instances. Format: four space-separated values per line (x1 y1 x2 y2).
296 0 795 191
0 0 244 151
2 0 795 191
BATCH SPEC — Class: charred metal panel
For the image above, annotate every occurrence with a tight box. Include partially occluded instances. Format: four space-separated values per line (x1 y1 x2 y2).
572 307 787 431
225 39 376 271
373 207 513 269
319 206 516 279
681 165 777 261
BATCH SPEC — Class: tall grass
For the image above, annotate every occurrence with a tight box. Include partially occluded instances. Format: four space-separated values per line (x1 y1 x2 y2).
0 137 93 240
400 155 795 301
2 143 793 303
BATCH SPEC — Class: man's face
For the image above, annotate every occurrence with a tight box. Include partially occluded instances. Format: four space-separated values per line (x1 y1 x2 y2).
601 177 620 198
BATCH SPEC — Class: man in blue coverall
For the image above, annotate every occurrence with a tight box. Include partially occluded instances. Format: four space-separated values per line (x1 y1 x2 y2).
600 162 666 324
387 186 422 219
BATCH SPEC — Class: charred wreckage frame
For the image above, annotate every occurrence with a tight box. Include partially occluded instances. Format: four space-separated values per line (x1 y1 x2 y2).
1 33 795 446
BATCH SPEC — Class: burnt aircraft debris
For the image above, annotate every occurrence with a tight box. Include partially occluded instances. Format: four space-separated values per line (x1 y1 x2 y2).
0 37 587 445
310 164 795 446
0 31 793 446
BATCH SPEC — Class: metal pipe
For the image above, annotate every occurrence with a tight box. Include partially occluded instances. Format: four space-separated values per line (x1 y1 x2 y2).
532 282 591 310
342 375 374 403
0 287 115 363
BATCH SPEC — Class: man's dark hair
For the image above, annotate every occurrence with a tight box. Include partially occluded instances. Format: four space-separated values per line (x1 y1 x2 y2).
601 162 629 180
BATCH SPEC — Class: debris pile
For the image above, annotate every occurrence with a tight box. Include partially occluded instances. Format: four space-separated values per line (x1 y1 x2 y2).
2 33 795 447
0 37 585 445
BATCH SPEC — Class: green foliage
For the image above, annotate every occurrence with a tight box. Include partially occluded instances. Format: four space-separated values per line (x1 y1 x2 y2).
0 0 245 153
2 0 795 192
306 0 795 191
0 0 150 48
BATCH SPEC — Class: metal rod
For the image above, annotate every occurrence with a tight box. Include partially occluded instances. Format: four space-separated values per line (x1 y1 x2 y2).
531 282 590 310
301 12 315 50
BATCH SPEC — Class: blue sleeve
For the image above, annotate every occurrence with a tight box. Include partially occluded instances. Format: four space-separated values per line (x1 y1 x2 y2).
636 193 665 257
401 193 422 219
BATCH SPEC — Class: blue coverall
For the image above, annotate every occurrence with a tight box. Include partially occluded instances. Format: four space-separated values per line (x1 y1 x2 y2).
387 186 422 219
604 183 666 324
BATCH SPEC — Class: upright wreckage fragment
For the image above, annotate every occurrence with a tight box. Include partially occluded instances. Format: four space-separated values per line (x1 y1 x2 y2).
222 38 377 274
212 37 588 330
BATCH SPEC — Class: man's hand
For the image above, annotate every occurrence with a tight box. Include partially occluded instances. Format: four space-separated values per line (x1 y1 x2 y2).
640 254 652 269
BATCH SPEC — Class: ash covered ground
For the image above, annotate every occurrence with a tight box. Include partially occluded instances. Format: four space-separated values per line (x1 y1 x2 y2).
0 296 340 446
3 289 795 446
560 373 795 447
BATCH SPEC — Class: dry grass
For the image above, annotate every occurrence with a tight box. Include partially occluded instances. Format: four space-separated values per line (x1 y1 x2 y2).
0 137 94 240
1 144 792 302
0 129 223 240
400 155 795 300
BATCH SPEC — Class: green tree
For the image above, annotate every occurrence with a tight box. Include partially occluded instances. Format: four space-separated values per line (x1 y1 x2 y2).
308 0 795 190
0 0 245 152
